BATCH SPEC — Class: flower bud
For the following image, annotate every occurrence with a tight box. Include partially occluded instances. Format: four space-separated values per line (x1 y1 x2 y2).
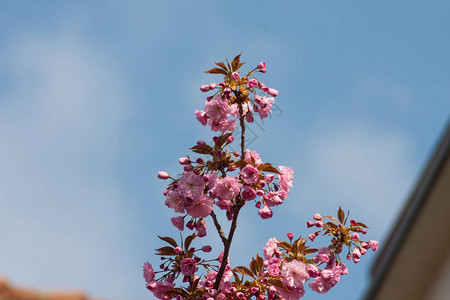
350 219 356 225
200 85 210 92
174 247 183 254
267 88 279 97
287 232 294 240
257 62 266 73
179 157 190 165
368 240 379 251
197 140 206 147
248 79 258 88
315 221 324 228
231 72 240 80
209 83 218 90
157 171 170 180
352 248 361 263
308 232 316 242
313 213 322 221
184 165 193 172
202 245 212 252
351 233 360 241
306 221 315 228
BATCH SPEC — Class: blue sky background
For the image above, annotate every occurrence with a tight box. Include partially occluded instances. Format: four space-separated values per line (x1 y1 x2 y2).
0 1 449 299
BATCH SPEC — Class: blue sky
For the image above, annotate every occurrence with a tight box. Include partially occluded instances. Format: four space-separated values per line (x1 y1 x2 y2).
0 1 449 299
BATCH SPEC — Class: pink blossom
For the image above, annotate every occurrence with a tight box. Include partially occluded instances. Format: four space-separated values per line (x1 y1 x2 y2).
254 95 274 119
257 62 266 73
165 190 185 213
200 85 210 92
267 88 279 97
230 102 251 118
240 164 260 185
178 171 205 198
351 233 360 241
143 261 155 284
180 258 197 276
248 79 258 88
148 281 175 300
263 237 279 259
241 186 257 201
231 72 240 80
369 240 379 251
157 171 170 180
208 119 237 132
185 194 214 218
197 219 207 237
352 248 361 263
209 83 218 90
204 95 231 122
308 233 316 242
171 216 184 231
244 149 263 166
264 173 275 183
264 192 283 207
276 286 305 300
281 260 310 289
307 264 320 278
258 205 273 219
279 166 294 193
268 262 280 276
211 176 242 200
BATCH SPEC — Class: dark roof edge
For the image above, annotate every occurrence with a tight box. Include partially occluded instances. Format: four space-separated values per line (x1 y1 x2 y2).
363 118 450 300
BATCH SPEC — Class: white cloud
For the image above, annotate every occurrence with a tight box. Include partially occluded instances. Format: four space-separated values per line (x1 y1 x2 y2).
0 30 137 298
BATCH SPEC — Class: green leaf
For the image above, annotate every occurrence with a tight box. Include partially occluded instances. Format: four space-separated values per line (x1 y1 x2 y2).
158 235 178 248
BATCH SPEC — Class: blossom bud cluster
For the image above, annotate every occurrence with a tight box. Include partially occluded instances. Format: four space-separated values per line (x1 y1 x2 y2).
305 210 379 265
195 59 279 133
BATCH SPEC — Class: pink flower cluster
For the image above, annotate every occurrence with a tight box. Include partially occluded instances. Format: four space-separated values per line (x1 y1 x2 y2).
144 55 379 300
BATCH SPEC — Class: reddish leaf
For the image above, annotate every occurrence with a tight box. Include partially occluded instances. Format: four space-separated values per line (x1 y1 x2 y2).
158 235 178 248
205 68 228 75
324 215 339 224
155 246 176 256
215 61 228 71
338 206 345 224
303 248 318 256
354 222 369 228
233 266 255 278
231 53 242 71
267 278 289 291
184 233 197 250
190 145 213 155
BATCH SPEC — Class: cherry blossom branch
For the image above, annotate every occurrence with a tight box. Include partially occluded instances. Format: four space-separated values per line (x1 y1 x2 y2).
213 95 246 289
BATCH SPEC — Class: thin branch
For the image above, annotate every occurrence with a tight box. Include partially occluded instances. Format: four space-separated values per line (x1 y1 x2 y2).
210 211 227 245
